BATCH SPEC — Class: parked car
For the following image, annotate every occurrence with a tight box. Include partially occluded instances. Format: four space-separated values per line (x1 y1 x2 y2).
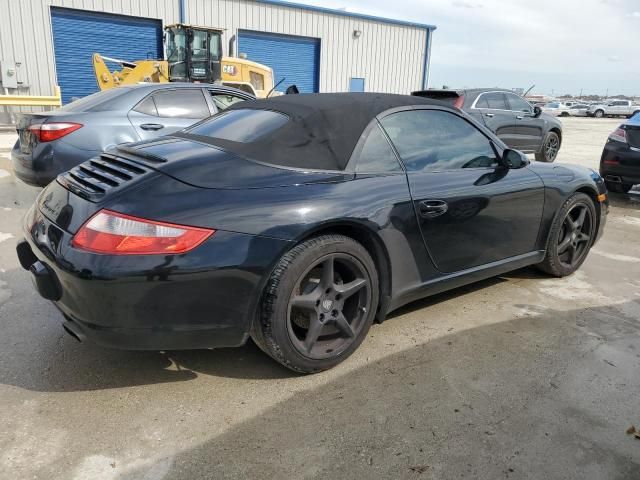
587 99 640 118
541 102 572 117
17 93 608 373
11 83 254 187
412 88 563 162
599 112 640 193
569 104 590 117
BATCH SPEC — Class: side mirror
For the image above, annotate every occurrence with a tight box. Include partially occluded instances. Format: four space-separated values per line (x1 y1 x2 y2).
533 106 542 117
502 149 530 169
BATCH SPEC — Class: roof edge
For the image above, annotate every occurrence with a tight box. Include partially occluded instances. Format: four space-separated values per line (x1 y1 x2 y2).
252 0 437 30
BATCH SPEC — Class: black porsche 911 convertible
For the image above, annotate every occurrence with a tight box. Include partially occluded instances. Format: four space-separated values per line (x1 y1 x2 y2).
17 93 608 373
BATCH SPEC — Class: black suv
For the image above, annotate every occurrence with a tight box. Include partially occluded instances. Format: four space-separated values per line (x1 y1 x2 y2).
412 88 563 162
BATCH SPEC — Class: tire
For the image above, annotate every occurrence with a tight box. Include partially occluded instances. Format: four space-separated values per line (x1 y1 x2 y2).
560 112 570 117
593 109 605 118
535 131 560 162
252 234 379 373
537 193 597 277
605 181 633 194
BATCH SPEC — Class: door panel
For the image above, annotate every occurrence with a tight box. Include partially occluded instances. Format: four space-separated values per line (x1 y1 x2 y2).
505 93 544 151
513 114 545 151
380 107 545 274
472 92 519 147
407 168 544 273
128 111 195 140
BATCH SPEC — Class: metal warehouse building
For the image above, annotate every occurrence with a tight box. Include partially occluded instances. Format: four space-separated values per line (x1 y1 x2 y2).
0 0 435 121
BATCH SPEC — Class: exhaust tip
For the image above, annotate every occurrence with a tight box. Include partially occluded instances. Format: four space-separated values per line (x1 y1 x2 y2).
62 321 85 343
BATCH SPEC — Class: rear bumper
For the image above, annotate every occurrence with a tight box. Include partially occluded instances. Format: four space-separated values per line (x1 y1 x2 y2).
599 141 640 186
11 141 99 187
17 206 291 350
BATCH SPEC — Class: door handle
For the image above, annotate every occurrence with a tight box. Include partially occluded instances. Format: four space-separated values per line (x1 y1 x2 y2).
484 113 494 118
516 115 524 120
140 123 164 131
418 200 448 218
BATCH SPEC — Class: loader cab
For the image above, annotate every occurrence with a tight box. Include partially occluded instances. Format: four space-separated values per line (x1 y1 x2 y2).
165 24 223 84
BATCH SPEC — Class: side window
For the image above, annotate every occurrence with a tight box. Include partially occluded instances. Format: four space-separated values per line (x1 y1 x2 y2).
209 92 247 111
250 72 265 91
355 124 402 173
152 89 210 119
132 95 158 116
506 93 532 112
380 110 499 172
482 92 508 110
474 94 489 109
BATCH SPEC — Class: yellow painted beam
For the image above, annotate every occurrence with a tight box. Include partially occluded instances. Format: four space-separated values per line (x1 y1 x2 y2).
0 86 62 107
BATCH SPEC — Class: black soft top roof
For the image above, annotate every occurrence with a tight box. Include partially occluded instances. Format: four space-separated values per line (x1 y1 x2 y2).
211 93 442 171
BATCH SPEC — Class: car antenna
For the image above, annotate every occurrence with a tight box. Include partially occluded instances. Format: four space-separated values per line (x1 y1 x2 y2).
523 84 536 98
267 77 286 98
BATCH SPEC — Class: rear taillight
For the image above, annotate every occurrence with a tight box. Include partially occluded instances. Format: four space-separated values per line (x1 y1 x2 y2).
72 210 215 255
609 126 627 143
453 95 465 109
28 122 82 142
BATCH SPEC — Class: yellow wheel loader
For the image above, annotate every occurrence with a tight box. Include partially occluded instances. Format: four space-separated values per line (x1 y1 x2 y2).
92 24 275 98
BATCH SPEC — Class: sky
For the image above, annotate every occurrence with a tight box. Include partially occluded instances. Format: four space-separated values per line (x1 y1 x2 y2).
298 0 640 96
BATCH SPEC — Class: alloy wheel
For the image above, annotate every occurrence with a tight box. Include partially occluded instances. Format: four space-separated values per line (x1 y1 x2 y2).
287 253 371 360
545 135 559 161
556 203 594 268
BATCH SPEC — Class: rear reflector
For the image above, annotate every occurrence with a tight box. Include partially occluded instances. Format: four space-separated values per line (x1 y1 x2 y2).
28 122 83 142
72 210 215 255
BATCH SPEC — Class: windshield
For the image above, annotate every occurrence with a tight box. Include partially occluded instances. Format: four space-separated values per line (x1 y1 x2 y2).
545 102 559 108
57 87 131 111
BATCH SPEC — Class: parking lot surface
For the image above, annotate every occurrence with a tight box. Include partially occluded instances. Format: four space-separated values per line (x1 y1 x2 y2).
1 117 639 479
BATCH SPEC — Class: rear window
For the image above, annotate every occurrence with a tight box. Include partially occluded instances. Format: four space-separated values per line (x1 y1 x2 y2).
184 109 289 143
58 87 132 112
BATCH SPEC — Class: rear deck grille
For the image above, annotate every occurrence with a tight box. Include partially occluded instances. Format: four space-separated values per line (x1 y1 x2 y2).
58 153 150 201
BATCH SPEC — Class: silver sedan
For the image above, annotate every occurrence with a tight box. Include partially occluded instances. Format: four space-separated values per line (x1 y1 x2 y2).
11 83 254 187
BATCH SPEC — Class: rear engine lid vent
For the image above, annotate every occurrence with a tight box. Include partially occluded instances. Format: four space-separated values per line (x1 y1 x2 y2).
57 153 150 201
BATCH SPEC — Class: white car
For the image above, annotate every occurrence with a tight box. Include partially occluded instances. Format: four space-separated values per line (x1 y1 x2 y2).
542 102 571 117
569 104 590 117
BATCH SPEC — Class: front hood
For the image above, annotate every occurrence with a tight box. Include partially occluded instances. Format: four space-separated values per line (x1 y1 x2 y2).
114 136 352 189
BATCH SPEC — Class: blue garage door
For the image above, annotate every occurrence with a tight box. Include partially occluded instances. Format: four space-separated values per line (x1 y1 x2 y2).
238 30 320 93
51 8 162 104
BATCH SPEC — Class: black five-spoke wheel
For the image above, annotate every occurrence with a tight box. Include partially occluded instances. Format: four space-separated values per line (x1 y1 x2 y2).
537 192 596 277
253 235 379 373
288 254 370 359
556 203 593 269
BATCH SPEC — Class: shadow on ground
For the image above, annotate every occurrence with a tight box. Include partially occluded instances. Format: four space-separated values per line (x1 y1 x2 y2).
115 300 640 480
0 272 517 391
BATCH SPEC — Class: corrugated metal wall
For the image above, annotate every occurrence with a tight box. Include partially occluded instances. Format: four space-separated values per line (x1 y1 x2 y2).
0 0 178 120
184 0 428 94
0 0 429 121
